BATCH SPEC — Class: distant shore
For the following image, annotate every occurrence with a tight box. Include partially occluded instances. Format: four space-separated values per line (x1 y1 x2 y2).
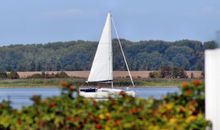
0 78 199 88
16 71 203 79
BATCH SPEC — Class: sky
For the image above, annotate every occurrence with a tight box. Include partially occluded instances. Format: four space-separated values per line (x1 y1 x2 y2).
0 0 220 45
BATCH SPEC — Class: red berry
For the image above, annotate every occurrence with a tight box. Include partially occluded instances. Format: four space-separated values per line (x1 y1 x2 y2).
192 80 202 87
69 85 75 91
119 91 126 97
49 102 56 108
179 106 185 113
95 124 102 129
114 120 121 126
181 82 189 88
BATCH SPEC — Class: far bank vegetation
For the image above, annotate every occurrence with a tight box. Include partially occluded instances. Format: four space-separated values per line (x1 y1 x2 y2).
0 39 213 81
0 39 217 72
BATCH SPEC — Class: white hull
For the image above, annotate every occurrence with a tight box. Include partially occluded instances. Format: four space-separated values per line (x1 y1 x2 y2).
79 88 135 99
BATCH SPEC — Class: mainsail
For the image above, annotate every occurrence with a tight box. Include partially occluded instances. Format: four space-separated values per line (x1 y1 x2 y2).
87 13 113 82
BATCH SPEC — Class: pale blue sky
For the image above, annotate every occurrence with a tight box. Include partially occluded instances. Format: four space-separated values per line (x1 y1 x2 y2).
0 0 220 45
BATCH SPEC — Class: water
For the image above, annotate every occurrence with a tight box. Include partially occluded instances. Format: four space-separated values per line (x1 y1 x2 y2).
0 88 60 109
0 87 179 109
129 87 179 99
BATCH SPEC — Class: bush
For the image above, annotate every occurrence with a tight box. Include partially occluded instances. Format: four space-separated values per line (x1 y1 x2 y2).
55 71 69 78
160 67 188 79
28 71 69 79
172 67 188 78
0 72 7 79
7 71 19 79
28 71 69 78
149 71 160 78
190 72 194 78
160 66 173 78
0 80 209 129
28 73 43 78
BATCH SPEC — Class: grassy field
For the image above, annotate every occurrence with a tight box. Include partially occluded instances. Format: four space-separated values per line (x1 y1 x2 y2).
0 78 198 87
17 71 202 79
0 71 202 87
134 79 194 86
0 78 83 87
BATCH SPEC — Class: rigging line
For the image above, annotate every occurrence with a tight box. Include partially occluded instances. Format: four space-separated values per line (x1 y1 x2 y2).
111 17 135 88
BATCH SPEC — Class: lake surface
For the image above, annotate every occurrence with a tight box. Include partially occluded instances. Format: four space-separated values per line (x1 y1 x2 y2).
0 87 179 109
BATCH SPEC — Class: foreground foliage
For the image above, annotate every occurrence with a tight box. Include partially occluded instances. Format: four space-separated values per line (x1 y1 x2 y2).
0 80 209 130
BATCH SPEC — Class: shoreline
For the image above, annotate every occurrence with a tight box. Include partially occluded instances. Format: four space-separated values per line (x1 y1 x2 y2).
0 78 199 88
0 85 179 88
16 71 203 79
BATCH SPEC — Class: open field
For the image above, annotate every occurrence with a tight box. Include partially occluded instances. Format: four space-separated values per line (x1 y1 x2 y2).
17 71 203 78
0 71 203 87
0 78 79 88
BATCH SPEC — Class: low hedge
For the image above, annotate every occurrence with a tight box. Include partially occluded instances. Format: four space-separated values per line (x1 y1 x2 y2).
0 80 210 130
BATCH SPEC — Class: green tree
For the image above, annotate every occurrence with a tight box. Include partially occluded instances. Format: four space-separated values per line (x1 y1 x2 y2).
0 72 7 79
204 41 218 50
7 71 20 79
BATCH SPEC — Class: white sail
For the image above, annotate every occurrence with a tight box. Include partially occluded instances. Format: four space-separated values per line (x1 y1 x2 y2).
87 13 113 82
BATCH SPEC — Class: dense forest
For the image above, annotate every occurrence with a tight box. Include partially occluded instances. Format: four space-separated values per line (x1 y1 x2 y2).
0 39 217 71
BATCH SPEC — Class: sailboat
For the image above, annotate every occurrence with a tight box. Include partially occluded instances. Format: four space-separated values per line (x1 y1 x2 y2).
79 12 135 98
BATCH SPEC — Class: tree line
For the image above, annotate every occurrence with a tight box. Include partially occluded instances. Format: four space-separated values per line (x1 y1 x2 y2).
0 39 217 71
